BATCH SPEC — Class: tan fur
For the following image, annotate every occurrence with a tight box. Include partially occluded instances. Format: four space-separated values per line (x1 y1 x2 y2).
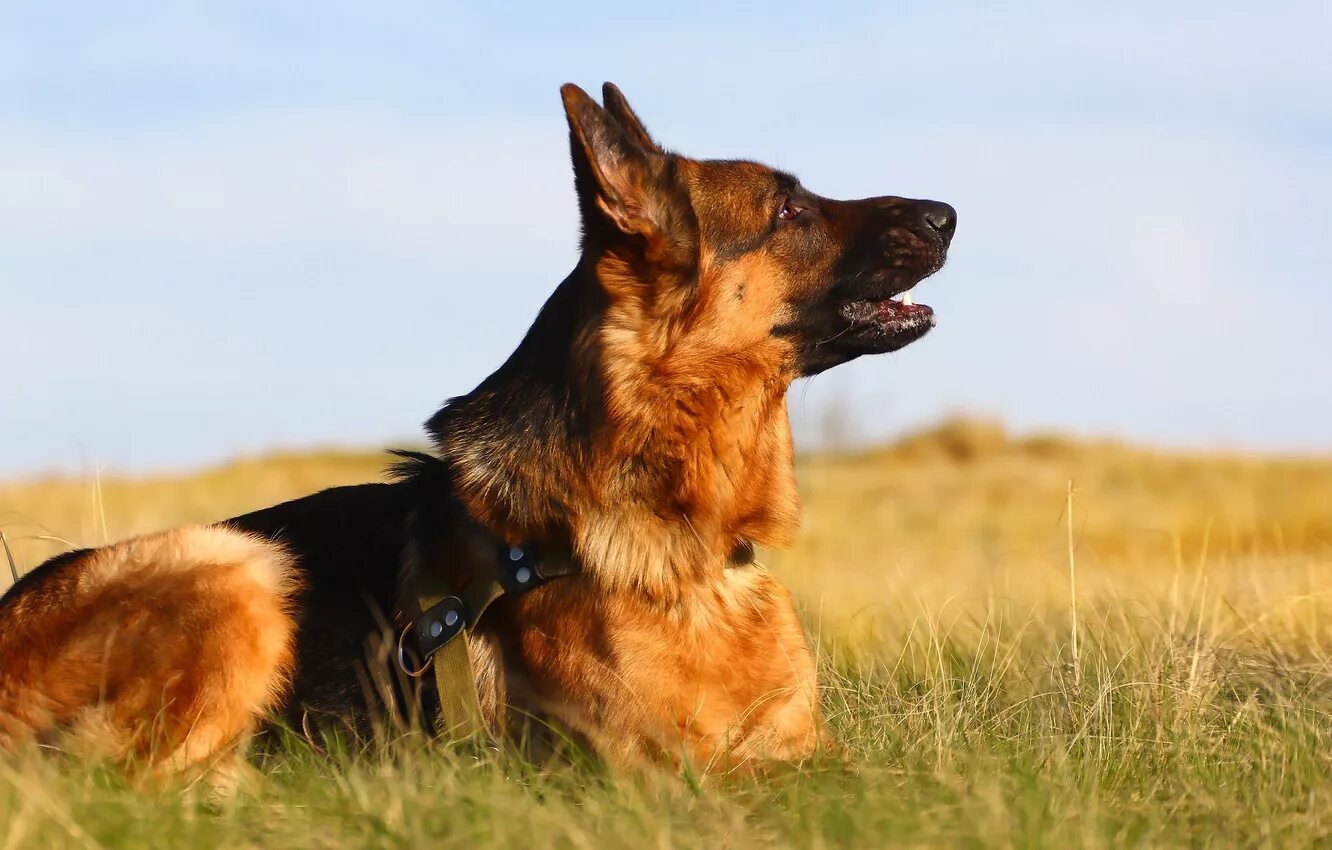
481 563 822 769
427 159 829 768
437 89 841 767
0 527 298 779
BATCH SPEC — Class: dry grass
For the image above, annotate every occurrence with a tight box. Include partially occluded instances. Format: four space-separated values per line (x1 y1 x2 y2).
3 418 1332 847
0 448 397 568
780 417 1332 638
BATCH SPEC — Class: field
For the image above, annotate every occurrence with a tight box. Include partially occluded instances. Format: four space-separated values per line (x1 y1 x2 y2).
3 418 1332 848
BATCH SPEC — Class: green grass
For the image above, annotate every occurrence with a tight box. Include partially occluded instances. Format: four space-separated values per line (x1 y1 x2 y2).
4 421 1332 847
5 611 1332 848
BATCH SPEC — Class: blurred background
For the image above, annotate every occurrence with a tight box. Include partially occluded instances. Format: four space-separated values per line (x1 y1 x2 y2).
3 2 1330 479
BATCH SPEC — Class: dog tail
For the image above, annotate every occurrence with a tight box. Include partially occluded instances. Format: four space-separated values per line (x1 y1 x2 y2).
0 525 300 770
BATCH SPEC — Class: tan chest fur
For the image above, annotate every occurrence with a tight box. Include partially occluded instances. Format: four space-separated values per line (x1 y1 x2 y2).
476 564 822 769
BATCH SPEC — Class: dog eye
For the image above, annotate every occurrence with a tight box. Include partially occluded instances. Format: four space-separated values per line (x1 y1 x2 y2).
777 199 803 221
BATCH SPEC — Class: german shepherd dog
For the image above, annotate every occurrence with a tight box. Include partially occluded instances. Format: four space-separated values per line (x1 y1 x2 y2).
0 83 954 781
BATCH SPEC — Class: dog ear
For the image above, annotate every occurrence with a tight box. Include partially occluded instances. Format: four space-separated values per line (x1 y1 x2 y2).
601 82 661 153
561 83 662 239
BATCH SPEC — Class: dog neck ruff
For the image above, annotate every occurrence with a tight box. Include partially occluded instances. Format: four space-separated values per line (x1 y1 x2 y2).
398 539 580 740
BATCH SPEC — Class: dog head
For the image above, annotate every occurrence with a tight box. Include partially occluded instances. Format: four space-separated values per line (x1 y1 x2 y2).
429 84 957 589
563 82 954 382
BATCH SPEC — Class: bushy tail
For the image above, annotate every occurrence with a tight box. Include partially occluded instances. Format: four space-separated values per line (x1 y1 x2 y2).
0 526 300 771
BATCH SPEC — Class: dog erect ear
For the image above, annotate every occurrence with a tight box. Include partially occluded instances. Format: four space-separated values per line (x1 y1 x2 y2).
601 82 661 153
562 83 664 239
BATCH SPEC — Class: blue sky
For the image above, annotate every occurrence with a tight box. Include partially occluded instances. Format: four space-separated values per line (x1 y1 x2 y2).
2 2 1330 477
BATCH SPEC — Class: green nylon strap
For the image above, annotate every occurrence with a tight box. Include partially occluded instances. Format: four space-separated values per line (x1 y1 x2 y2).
433 637 482 739
416 565 504 741
415 543 582 742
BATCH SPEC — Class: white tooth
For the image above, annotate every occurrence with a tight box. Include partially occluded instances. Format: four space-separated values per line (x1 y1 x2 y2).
901 292 913 306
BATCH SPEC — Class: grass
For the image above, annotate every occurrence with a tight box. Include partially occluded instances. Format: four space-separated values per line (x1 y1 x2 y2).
3 418 1332 848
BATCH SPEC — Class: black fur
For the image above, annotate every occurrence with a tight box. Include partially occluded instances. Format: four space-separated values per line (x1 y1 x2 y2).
225 480 418 731
221 448 547 738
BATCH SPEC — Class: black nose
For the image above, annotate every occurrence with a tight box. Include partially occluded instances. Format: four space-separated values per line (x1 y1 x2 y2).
919 201 956 244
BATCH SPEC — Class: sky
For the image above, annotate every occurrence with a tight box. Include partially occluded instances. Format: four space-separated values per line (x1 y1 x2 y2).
2 2 1330 478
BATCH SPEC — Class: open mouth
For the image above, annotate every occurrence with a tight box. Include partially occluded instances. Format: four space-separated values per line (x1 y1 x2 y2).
838 282 937 341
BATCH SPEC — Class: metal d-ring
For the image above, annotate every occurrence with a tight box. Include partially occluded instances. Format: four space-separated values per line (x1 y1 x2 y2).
395 622 433 678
